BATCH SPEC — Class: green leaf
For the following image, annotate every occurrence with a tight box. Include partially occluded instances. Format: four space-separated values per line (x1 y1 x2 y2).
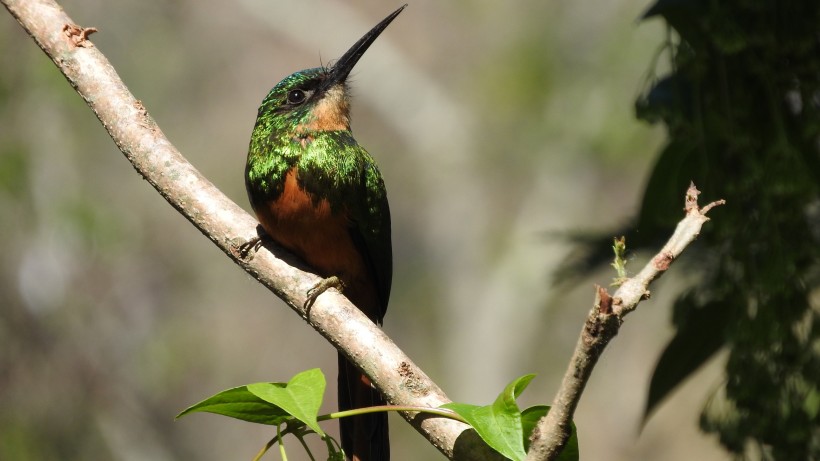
521 406 579 461
176 385 290 425
644 295 731 422
506 374 537 401
247 368 326 437
520 405 548 452
635 138 700 235
442 374 536 461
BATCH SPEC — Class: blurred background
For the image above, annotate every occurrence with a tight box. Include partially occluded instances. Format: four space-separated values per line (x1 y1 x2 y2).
0 1 728 459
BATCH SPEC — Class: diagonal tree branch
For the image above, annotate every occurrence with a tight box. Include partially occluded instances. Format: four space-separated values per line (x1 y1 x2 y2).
525 183 724 461
1 0 503 459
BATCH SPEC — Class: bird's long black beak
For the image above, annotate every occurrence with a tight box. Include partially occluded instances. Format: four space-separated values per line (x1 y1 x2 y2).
325 4 406 88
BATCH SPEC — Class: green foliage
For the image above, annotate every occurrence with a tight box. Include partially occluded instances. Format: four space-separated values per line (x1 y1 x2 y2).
180 370 578 460
559 1 819 458
644 292 733 426
176 385 291 426
247 369 327 437
520 407 579 460
177 369 327 431
632 0 820 458
443 374 578 461
178 369 338 460
610 236 628 286
443 375 534 461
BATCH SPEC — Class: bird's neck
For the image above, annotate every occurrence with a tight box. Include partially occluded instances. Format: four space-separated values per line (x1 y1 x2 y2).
297 85 351 133
246 127 360 205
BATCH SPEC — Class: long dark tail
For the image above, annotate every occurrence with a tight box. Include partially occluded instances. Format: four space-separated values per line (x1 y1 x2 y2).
338 353 389 461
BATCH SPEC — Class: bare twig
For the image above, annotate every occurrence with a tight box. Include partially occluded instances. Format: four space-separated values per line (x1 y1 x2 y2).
525 182 724 461
1 0 503 459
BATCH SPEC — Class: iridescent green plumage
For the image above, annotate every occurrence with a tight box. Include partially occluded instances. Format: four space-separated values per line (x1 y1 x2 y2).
247 70 382 205
245 67 392 317
244 7 405 460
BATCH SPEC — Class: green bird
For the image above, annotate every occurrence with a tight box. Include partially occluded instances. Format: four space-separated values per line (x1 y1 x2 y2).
244 6 405 461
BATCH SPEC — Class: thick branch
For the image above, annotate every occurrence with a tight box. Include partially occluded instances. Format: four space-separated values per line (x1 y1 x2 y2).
525 183 724 461
1 0 502 459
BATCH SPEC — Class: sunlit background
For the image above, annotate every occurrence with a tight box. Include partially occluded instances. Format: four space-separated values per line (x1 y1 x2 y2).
1 1 728 459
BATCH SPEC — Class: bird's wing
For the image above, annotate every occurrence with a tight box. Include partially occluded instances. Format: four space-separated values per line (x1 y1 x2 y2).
348 155 393 322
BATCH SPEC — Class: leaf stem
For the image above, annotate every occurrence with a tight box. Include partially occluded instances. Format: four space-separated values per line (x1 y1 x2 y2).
252 436 276 461
320 405 468 424
295 433 316 461
277 424 288 461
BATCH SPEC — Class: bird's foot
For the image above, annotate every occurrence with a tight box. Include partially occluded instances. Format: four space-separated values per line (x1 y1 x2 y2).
238 226 270 259
304 276 345 310
238 236 263 259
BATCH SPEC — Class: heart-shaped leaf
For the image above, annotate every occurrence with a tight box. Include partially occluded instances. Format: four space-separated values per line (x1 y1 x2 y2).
442 374 536 461
247 368 326 436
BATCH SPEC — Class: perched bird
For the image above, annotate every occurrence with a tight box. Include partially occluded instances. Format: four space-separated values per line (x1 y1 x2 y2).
245 6 405 461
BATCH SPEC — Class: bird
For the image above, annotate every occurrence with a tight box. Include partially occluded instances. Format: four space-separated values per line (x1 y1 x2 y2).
244 6 405 461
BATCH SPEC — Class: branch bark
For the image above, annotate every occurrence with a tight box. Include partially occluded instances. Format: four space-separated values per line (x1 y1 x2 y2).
1 0 503 459
525 183 724 461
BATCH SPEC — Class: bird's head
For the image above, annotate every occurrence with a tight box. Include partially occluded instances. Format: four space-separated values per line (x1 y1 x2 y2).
255 5 406 137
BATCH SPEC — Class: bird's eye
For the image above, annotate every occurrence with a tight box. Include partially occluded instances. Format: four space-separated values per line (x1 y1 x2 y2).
287 89 307 105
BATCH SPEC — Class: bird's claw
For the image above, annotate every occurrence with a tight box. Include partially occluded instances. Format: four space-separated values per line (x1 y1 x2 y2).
304 276 345 310
238 236 263 259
